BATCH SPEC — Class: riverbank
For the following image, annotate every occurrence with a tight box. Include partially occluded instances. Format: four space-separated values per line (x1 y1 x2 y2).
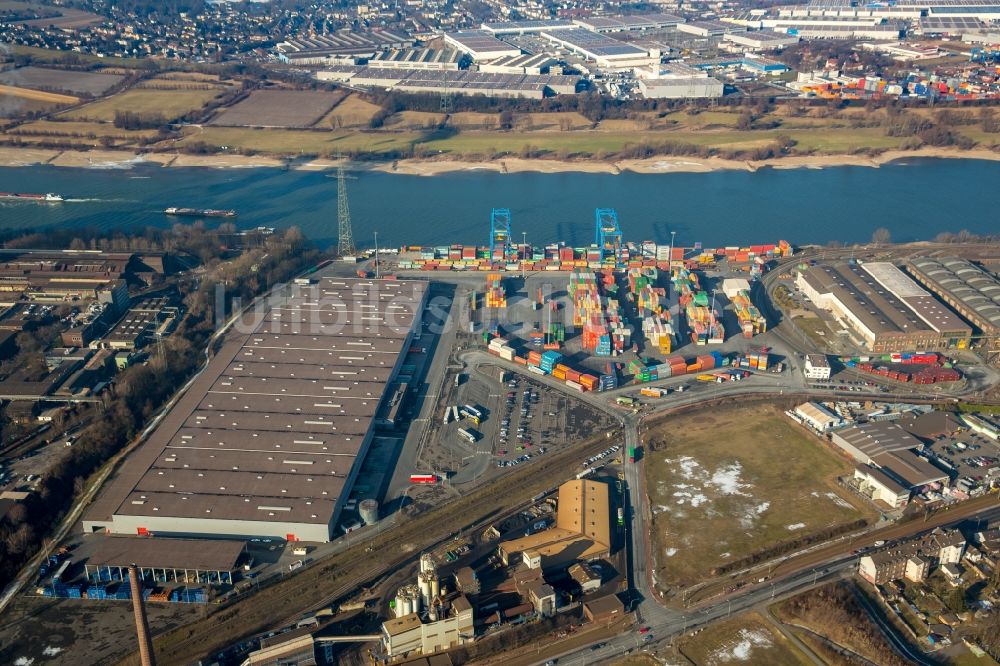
1 145 998 174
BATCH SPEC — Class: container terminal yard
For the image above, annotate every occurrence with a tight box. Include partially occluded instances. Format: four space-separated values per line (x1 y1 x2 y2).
3 210 1000 666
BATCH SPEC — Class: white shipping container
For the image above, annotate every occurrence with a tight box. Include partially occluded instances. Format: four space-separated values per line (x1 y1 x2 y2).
565 380 584 392
528 365 545 375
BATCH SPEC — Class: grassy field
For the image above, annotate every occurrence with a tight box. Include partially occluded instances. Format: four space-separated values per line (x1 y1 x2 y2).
518 111 592 130
676 613 812 666
447 111 500 129
61 88 223 121
0 66 122 96
0 84 77 105
209 89 342 128
177 126 419 155
319 94 382 128
10 120 156 148
645 402 871 591
385 110 446 129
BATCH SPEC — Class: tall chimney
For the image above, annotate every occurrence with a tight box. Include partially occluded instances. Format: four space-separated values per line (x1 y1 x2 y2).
128 563 156 666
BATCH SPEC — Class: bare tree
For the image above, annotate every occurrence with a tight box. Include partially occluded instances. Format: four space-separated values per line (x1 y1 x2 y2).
871 227 891 245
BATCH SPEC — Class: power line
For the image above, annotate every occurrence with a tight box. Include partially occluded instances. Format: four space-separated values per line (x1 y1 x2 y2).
337 161 356 258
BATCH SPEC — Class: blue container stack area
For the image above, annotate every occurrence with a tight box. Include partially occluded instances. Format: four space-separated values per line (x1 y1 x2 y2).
170 587 207 603
539 350 562 373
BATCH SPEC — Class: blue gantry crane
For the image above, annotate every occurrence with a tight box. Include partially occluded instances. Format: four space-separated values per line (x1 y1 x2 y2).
594 208 623 267
489 208 513 262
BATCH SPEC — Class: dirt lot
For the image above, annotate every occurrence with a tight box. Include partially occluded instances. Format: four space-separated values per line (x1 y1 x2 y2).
0 594 194 666
61 88 224 122
209 89 344 128
645 402 873 592
318 94 382 128
675 612 811 666
0 66 123 96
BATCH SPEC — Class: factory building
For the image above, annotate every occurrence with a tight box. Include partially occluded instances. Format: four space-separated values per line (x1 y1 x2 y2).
477 53 557 75
907 257 1000 340
795 262 970 352
383 554 475 658
83 278 426 543
368 48 462 71
572 13 684 33
678 20 740 37
540 29 658 69
637 63 723 99
499 479 611 569
480 19 577 35
315 67 579 99
443 30 521 60
276 30 412 64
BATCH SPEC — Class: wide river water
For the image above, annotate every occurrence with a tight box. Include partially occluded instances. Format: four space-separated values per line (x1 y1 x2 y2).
0 158 996 249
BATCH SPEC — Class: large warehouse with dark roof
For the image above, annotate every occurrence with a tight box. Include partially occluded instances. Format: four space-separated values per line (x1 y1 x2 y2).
83 277 426 543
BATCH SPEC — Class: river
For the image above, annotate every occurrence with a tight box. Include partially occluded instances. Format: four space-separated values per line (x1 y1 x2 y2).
0 158 994 249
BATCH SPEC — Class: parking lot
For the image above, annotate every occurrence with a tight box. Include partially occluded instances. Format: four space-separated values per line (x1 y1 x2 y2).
921 429 1000 497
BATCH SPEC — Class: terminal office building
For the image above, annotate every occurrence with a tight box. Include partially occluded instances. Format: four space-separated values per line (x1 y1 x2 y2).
83 278 427 543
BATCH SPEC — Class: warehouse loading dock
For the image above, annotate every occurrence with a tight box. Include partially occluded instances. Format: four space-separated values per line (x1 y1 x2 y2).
85 536 245 585
83 278 427 543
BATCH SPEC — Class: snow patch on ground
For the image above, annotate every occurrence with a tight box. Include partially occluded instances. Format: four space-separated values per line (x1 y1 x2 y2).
15 658 35 666
719 552 731 558
665 547 678 557
708 627 774 663
740 501 770 528
825 492 854 509
654 504 670 514
787 522 806 530
709 462 751 496
42 647 62 657
690 493 708 507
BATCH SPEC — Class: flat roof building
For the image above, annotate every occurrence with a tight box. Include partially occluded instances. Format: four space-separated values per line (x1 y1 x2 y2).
638 76 724 99
276 30 412 64
540 29 657 68
477 53 557 75
796 262 969 352
572 14 684 33
83 278 426 543
481 19 577 35
369 49 462 71
804 355 832 380
443 31 521 60
678 20 742 37
316 67 579 99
